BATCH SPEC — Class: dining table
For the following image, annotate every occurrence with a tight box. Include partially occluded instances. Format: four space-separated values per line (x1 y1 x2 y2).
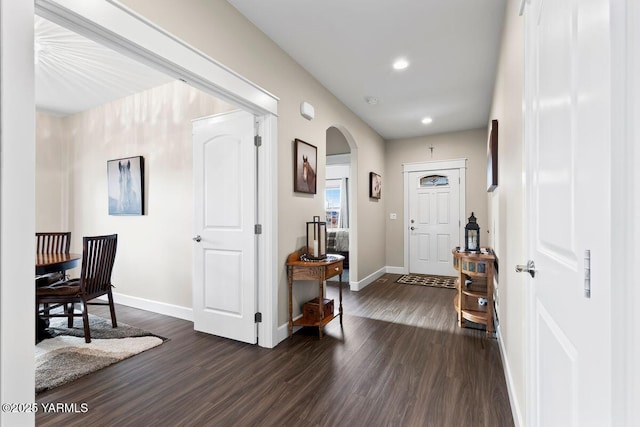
36 252 81 276
35 252 81 341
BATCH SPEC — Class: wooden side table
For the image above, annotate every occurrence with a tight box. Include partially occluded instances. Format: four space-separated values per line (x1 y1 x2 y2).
452 247 496 337
286 247 344 338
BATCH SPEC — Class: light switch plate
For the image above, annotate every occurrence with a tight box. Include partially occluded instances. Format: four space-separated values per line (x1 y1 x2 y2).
390 213 397 220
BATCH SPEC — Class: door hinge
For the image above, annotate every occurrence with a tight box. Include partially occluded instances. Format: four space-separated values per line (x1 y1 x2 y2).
255 224 262 234
584 250 591 298
254 312 262 323
254 135 262 147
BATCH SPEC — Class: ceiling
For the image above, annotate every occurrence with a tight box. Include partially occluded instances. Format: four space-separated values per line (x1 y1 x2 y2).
227 0 507 140
36 2 507 140
35 16 173 116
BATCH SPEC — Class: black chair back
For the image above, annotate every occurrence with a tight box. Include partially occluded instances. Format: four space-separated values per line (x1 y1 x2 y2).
36 232 71 254
80 234 118 300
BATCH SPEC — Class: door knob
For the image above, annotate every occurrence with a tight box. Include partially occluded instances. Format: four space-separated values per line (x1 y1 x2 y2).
410 226 416 230
193 235 202 242
515 260 536 278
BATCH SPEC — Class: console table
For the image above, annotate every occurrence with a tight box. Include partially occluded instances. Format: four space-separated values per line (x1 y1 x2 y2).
286 247 344 338
452 247 495 337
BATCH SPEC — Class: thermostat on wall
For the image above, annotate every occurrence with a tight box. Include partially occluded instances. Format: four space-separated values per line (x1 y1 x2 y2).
300 101 315 120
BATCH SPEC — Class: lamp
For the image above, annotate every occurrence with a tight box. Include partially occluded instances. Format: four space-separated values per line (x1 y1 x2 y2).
464 212 480 253
306 215 327 260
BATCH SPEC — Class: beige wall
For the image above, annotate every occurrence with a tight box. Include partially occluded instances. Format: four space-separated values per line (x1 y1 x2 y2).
326 126 350 155
487 0 525 424
36 113 67 231
384 128 488 268
36 81 233 308
88 0 386 325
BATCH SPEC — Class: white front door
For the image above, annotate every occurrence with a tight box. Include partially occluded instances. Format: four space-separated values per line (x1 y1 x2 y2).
192 110 257 344
408 169 460 276
523 0 612 425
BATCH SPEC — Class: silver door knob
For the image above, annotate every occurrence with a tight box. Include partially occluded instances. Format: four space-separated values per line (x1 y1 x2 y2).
515 260 536 278
193 235 202 242
410 226 416 230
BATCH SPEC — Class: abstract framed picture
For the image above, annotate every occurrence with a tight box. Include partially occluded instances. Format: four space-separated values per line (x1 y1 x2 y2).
369 172 382 199
108 156 144 215
487 119 498 192
294 138 317 194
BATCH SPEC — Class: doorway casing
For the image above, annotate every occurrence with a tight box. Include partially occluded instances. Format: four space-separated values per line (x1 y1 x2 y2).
33 0 280 348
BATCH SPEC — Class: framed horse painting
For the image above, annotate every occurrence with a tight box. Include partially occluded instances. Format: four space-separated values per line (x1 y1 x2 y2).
107 156 144 215
369 172 382 199
294 139 317 194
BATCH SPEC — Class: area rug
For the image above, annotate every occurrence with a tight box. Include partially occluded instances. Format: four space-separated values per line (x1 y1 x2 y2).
396 274 457 289
35 314 165 393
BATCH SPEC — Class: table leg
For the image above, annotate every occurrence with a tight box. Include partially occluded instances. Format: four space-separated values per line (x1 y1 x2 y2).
35 306 51 343
339 271 343 326
288 267 293 338
318 279 323 339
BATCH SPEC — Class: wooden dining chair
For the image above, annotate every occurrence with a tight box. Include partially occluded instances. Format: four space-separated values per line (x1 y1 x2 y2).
36 234 118 343
35 232 71 286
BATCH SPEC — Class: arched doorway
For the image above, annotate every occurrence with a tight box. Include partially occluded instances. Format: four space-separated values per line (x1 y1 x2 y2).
325 125 357 289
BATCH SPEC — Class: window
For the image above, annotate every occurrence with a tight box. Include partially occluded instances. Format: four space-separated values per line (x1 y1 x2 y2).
420 175 449 187
325 179 342 228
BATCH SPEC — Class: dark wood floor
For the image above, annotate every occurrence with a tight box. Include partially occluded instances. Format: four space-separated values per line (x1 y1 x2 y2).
36 274 514 427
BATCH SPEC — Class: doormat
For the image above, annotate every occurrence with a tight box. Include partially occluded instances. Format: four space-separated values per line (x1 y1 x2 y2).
396 274 457 289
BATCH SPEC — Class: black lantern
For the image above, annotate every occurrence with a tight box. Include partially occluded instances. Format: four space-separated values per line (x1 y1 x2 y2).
306 215 327 260
465 212 480 252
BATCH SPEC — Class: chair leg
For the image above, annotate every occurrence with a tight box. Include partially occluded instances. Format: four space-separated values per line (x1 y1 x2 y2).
81 303 91 343
67 303 74 328
107 289 118 328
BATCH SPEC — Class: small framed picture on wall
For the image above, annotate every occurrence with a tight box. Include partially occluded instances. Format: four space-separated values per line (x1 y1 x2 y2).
487 119 498 192
369 172 382 199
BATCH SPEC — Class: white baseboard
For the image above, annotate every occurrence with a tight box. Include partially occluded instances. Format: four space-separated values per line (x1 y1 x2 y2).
98 292 193 322
386 266 406 274
276 315 303 344
497 325 524 427
350 267 386 291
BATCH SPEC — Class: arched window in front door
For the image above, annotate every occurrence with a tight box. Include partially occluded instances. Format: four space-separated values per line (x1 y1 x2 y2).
420 175 449 187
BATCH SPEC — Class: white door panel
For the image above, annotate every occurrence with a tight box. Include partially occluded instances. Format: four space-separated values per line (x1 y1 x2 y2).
193 110 257 344
409 169 459 276
204 249 242 314
524 0 611 424
204 136 243 227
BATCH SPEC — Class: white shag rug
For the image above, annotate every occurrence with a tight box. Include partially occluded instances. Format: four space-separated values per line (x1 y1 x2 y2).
36 316 163 393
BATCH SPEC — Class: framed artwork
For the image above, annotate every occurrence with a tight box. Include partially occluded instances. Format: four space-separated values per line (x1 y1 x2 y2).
487 119 498 192
294 138 317 194
369 172 382 199
108 156 144 215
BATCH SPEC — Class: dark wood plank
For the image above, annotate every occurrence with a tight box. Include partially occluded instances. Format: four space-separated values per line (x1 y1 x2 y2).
36 273 514 427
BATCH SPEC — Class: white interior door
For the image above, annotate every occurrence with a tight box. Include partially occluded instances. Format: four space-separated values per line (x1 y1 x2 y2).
192 110 257 344
523 0 612 425
408 169 460 276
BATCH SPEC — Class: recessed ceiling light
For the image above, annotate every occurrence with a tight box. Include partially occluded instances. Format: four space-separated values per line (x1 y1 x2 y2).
393 58 409 70
365 96 379 105
421 117 433 125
